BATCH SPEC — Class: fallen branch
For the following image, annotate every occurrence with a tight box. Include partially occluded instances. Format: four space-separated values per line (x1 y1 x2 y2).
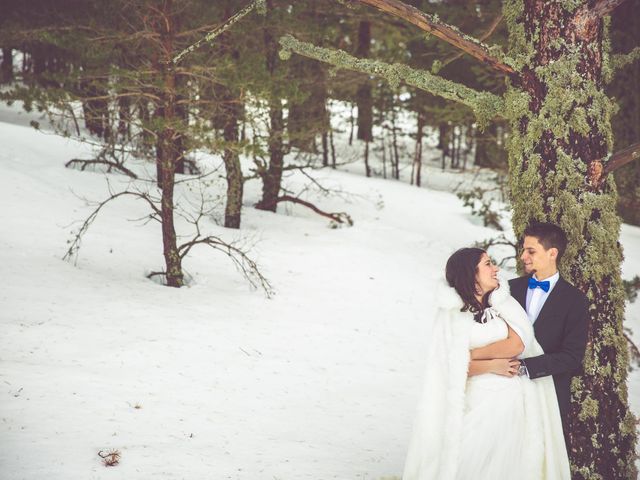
277 195 354 227
65 158 138 179
98 449 121 467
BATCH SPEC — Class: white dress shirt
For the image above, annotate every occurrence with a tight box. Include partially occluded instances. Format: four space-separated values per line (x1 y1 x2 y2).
525 271 560 324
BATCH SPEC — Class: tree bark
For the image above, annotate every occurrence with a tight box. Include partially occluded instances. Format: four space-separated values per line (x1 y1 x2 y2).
221 94 243 228
356 20 373 143
363 140 371 177
256 1 284 213
505 1 636 476
391 103 400 179
1 48 13 83
256 98 284 212
414 110 424 187
154 0 183 288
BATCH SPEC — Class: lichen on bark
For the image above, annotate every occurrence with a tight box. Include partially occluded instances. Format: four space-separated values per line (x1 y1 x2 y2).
503 1 637 478
279 34 504 128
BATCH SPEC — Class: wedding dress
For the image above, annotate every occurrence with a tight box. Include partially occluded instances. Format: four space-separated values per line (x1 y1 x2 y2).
402 278 570 480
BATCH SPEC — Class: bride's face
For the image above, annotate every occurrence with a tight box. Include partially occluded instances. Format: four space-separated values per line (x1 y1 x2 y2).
475 253 499 295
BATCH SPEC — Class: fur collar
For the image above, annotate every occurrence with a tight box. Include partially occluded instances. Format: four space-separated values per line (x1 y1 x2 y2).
436 274 512 311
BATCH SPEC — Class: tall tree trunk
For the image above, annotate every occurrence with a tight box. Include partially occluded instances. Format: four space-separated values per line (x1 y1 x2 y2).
154 0 183 288
256 0 284 213
215 6 245 228
356 21 373 143
505 1 636 477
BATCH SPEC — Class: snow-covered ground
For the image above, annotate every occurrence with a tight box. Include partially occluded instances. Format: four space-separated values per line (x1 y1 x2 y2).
1 102 639 480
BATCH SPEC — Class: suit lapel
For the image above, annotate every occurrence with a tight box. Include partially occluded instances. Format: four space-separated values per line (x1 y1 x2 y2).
511 276 528 311
534 276 567 331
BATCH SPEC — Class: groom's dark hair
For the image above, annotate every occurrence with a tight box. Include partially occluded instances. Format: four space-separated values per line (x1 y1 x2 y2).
523 222 568 264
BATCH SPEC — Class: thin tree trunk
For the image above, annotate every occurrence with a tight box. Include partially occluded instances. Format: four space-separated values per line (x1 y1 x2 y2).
382 134 387 179
1 48 13 83
330 125 337 168
349 104 355 146
364 140 371 177
356 21 373 143
155 0 183 287
414 111 424 187
392 114 400 179
322 131 329 167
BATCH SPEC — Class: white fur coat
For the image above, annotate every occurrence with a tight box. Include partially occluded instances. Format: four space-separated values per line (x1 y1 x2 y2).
402 277 570 480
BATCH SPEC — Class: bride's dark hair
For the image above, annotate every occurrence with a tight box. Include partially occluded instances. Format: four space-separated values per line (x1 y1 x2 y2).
445 247 490 320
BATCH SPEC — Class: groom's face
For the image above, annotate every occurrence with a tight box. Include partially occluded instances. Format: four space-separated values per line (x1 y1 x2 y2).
521 235 557 276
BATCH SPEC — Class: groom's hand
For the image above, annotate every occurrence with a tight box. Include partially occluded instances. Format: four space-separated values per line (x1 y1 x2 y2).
491 359 520 377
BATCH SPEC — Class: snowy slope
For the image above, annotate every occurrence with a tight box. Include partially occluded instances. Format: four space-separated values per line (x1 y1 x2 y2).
1 104 639 480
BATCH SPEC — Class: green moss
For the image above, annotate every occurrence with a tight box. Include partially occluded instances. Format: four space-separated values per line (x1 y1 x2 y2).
278 34 505 127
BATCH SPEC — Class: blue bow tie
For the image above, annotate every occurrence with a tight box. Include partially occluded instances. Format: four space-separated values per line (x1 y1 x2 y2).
528 277 550 292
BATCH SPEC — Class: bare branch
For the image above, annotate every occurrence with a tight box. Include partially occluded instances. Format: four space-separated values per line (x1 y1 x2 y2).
277 195 354 227
573 0 629 39
344 0 516 76
588 141 640 187
172 0 265 64
624 328 640 370
63 189 159 263
604 142 640 175
612 46 640 71
65 158 138 179
585 0 628 18
438 13 503 71
279 34 505 127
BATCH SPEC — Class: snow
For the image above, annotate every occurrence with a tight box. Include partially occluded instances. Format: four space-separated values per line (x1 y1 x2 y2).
0 102 639 479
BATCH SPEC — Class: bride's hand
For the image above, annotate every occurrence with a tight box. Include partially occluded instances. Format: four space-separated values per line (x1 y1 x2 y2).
491 359 520 377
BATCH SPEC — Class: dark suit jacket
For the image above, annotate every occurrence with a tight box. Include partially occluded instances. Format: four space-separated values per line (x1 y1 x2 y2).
509 275 589 422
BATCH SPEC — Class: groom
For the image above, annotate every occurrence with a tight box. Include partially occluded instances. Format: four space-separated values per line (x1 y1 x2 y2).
509 222 589 448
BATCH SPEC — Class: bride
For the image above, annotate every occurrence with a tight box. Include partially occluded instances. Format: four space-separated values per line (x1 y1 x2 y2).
402 248 570 480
